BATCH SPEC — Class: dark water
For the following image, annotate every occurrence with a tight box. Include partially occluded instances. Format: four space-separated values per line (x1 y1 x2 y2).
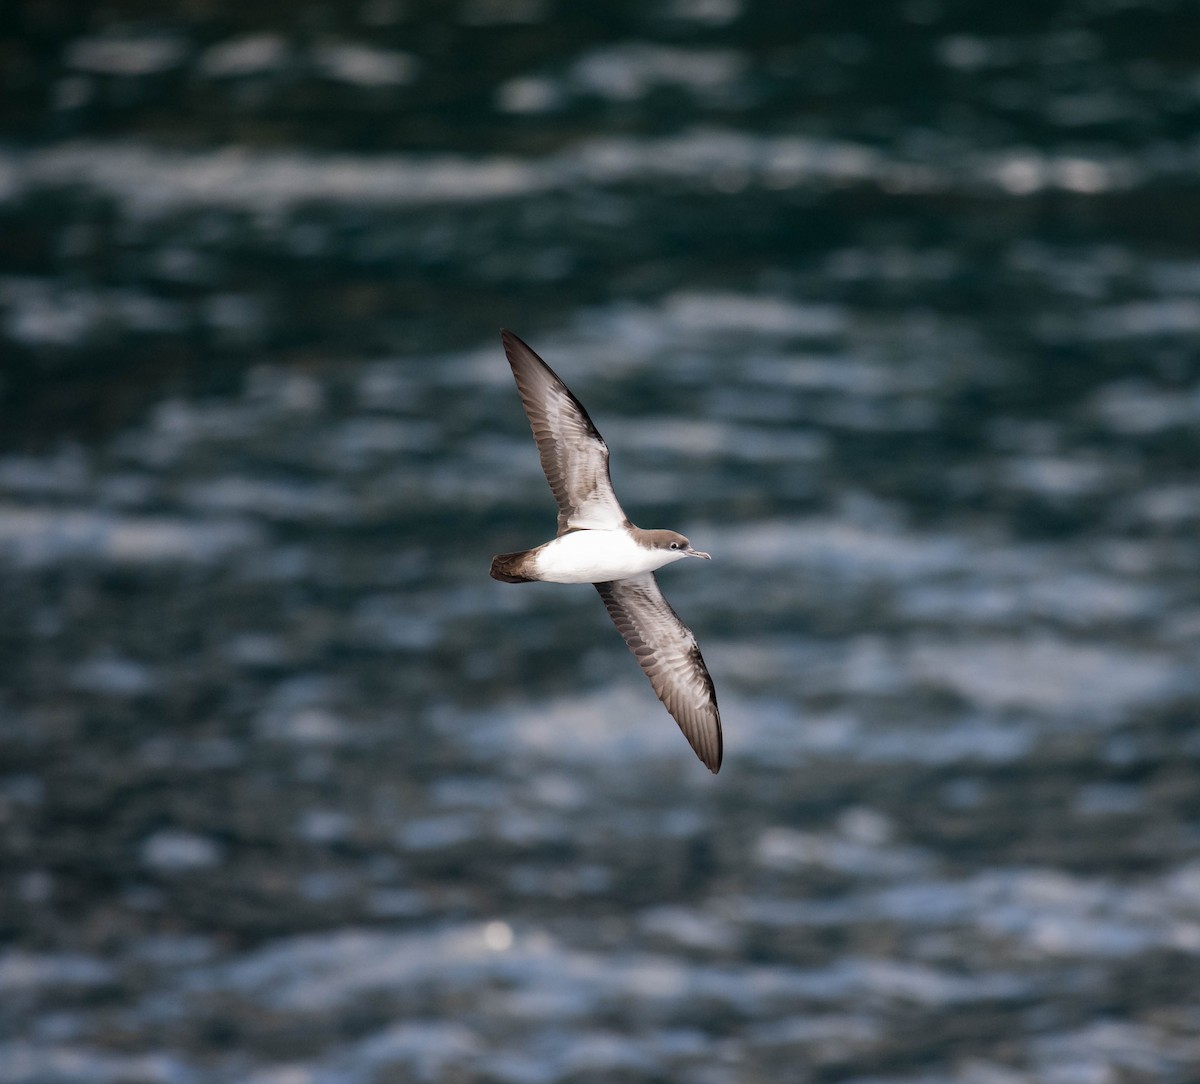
3 2 1200 1081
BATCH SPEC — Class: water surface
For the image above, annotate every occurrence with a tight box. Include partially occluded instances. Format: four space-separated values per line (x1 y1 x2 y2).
2 2 1200 1081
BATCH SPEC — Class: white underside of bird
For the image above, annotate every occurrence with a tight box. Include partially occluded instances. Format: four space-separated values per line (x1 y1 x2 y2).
530 529 693 584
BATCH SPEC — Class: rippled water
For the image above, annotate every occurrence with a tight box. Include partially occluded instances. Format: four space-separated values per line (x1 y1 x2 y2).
2 2 1200 1082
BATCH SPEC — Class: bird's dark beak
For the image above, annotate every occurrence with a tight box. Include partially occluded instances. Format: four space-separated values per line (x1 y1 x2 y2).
686 548 711 560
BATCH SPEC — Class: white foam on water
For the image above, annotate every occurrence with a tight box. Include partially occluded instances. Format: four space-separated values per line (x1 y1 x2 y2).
1090 379 1200 434
69 656 158 697
1088 298 1200 339
0 277 185 346
0 1044 190 1084
710 517 967 578
566 44 747 102
736 862 1200 961
0 132 1147 225
664 291 848 337
65 34 187 76
0 952 114 993
140 830 225 874
754 825 933 879
906 635 1183 717
0 506 262 568
457 684 691 770
198 34 291 78
311 42 419 87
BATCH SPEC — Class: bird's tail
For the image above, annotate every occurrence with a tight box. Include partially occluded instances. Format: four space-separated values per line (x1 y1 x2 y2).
490 549 536 583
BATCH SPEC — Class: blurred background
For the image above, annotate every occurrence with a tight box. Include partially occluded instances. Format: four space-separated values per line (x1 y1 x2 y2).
3 1 1200 1081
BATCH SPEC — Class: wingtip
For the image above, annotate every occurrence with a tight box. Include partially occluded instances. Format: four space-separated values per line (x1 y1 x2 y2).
694 727 723 774
500 328 530 361
707 743 723 774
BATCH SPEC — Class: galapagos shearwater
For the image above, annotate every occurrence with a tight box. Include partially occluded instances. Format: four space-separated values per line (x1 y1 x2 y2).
490 330 723 773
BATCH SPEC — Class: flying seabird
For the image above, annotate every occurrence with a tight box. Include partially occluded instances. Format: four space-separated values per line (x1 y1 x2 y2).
490 330 723 773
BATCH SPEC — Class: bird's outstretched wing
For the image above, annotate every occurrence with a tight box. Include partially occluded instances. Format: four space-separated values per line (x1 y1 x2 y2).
501 329 629 535
595 573 722 773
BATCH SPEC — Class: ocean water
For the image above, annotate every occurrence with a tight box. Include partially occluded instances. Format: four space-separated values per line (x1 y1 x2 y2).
2 2 1200 1081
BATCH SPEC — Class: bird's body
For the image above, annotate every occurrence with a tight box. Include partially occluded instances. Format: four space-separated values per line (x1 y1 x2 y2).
494 526 696 584
490 330 723 773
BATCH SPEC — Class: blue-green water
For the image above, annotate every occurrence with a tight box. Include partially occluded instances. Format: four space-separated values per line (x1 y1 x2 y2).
3 2 1200 1082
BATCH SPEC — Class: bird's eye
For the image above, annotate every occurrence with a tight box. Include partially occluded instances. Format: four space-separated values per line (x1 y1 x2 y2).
670 542 680 549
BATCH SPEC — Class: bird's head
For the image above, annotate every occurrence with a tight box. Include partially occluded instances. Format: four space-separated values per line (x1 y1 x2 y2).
647 530 711 562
